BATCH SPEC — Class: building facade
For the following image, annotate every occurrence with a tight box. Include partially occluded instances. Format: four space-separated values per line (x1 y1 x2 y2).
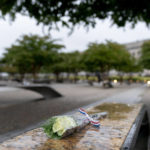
124 39 150 59
124 39 150 76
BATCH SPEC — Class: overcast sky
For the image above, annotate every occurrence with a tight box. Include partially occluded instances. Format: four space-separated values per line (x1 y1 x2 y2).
0 15 150 57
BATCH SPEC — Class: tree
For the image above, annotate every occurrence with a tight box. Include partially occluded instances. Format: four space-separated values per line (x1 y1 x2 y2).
0 0 150 29
42 51 82 82
106 42 142 83
43 52 67 82
52 51 82 82
65 51 83 82
3 34 64 80
106 41 136 73
82 42 115 74
140 40 150 70
82 41 137 81
65 51 82 73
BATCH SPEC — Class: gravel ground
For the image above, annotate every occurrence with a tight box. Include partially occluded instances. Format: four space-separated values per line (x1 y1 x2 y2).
0 83 146 142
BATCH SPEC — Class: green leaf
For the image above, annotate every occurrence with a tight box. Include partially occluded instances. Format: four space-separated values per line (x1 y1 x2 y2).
42 117 61 139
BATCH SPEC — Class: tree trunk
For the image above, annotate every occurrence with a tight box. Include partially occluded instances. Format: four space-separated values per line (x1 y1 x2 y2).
74 72 78 83
118 72 124 85
102 70 113 88
32 72 37 80
55 73 60 82
67 73 70 82
20 73 25 83
32 65 41 80
95 71 102 83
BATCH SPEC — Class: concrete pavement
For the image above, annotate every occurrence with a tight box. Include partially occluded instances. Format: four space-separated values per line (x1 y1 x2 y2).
0 87 43 107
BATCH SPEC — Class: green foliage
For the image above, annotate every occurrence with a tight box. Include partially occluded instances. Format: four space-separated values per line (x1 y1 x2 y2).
108 42 141 73
140 41 150 69
65 51 82 73
82 42 110 72
42 117 61 139
105 42 131 72
0 65 17 74
3 34 64 78
43 52 65 74
81 41 136 73
1 34 141 78
50 51 82 74
1 0 150 29
108 76 145 83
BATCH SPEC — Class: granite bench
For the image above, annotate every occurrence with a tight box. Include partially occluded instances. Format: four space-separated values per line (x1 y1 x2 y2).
0 102 148 150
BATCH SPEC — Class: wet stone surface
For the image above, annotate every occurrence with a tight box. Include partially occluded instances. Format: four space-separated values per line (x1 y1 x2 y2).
88 103 134 120
0 103 142 150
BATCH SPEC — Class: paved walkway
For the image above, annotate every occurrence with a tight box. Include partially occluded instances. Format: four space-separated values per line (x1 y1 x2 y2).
100 86 145 104
0 87 43 107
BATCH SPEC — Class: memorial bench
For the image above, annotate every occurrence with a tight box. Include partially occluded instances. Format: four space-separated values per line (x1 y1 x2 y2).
19 85 62 99
0 102 148 150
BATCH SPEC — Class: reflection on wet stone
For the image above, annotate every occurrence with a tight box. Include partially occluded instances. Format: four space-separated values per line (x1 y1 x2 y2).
0 103 142 150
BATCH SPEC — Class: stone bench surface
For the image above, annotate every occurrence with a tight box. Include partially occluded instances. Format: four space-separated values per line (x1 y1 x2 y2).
0 103 142 150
